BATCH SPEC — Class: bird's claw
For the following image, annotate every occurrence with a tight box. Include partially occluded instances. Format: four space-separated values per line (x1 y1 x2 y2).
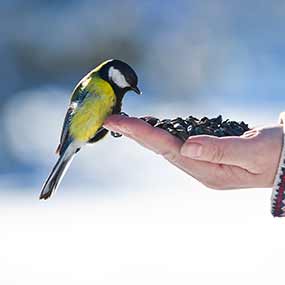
111 131 122 138
120 112 129 117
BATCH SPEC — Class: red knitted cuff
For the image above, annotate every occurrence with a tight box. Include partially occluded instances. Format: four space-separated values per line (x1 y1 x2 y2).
271 113 285 217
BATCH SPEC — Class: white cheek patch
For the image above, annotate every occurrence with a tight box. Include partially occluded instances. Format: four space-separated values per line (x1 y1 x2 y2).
108 66 130 88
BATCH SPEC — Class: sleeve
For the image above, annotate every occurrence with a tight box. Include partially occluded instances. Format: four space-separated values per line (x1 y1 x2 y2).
271 112 285 217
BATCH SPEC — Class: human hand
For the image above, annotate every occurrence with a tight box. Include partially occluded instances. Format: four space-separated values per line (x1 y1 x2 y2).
104 115 283 189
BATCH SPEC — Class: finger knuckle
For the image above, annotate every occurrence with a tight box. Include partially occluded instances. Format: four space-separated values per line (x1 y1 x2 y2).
202 167 229 190
161 150 179 163
203 180 224 190
210 143 225 163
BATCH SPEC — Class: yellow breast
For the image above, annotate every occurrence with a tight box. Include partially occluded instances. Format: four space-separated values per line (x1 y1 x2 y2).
69 78 116 142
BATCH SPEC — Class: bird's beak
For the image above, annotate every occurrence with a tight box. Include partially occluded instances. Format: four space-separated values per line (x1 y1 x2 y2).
131 86 142 95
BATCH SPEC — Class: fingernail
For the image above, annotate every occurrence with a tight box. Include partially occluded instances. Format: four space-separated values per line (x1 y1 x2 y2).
116 126 131 134
105 122 130 134
104 117 129 134
181 143 202 158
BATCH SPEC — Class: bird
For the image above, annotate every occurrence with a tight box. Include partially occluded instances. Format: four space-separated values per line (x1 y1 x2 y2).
39 59 141 200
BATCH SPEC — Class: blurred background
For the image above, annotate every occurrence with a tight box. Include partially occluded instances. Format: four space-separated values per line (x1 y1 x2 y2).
0 0 285 284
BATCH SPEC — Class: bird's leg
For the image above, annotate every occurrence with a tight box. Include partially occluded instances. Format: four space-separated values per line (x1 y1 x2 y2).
120 111 129 117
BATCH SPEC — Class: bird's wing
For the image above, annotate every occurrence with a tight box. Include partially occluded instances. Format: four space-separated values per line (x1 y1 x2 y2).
56 87 89 155
55 104 76 155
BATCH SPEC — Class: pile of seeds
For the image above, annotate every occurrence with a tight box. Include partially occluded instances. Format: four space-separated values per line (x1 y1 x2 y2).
110 115 250 142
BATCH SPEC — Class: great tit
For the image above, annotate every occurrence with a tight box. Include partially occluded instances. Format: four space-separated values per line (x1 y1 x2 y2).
40 59 141 200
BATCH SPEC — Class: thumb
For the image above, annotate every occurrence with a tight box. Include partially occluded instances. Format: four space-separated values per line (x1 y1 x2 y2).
180 135 253 168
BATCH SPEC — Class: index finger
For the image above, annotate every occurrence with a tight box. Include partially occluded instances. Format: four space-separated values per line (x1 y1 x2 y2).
104 115 183 157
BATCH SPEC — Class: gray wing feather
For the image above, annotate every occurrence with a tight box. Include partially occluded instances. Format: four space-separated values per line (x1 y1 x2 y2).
56 89 90 155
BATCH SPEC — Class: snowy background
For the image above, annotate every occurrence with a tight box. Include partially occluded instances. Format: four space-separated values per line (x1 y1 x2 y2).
0 0 285 284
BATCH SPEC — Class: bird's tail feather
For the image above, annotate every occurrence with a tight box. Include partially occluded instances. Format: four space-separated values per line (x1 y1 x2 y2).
39 148 75 200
